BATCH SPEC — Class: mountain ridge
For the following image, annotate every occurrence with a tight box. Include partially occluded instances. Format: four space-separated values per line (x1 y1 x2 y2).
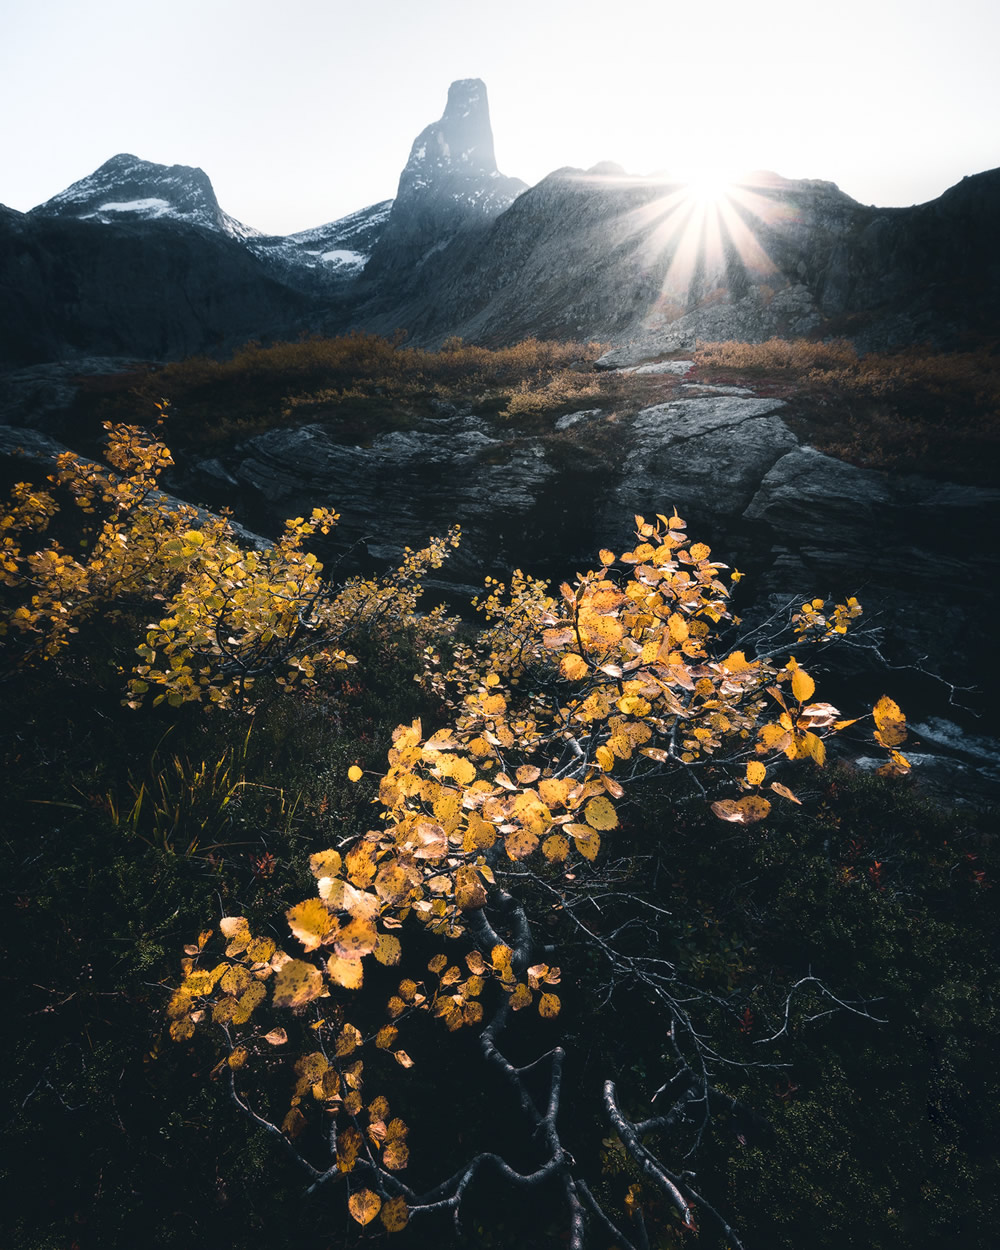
1 82 998 367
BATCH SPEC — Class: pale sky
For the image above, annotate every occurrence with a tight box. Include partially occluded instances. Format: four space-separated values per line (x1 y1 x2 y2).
2 0 998 235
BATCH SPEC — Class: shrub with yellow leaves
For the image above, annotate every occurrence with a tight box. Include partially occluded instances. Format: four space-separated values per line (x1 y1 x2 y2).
0 414 459 706
168 506 907 1245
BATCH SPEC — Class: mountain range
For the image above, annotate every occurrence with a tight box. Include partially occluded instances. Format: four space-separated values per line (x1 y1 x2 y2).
1 77 998 366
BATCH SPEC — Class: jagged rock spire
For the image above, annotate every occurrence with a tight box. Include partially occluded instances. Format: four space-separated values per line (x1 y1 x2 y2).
362 79 525 286
398 78 499 192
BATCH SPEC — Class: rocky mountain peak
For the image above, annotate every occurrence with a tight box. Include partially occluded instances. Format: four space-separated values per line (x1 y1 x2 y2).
398 77 498 188
30 153 260 240
362 79 526 287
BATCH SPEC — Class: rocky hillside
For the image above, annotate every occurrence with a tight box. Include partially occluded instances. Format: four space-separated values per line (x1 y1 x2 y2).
355 164 1000 353
4 352 997 790
0 204 315 364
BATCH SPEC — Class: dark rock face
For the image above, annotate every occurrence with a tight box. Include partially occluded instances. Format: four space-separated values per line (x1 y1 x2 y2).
0 210 316 365
360 79 527 294
171 386 999 715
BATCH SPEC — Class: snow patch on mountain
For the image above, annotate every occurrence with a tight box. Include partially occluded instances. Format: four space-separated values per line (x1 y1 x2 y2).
319 249 366 266
91 198 171 217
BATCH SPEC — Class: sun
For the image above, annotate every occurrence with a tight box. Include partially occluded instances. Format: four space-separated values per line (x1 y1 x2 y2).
618 167 783 316
680 167 736 206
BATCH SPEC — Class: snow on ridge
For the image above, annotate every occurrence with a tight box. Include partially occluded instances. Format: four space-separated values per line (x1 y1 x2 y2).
219 210 264 241
287 200 393 246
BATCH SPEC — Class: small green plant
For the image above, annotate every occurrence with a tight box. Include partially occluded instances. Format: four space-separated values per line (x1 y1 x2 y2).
106 724 299 857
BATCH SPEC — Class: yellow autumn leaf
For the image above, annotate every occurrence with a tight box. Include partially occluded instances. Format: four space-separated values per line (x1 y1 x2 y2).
309 848 342 878
219 964 253 996
246 935 276 963
738 794 772 823
376 1025 398 1050
758 722 792 753
504 826 541 860
282 1107 306 1138
511 983 533 1011
350 1185 385 1225
745 760 766 786
538 992 561 1019
878 749 912 776
272 959 323 1009
584 796 618 830
455 864 488 911
465 950 488 974
373 932 402 966
382 1138 410 1171
230 981 266 1025
711 796 771 824
873 694 907 746
542 833 571 863
347 764 363 782
560 653 589 681
219 915 251 956
333 918 378 961
169 1016 194 1042
595 744 614 772
326 954 364 990
791 668 815 703
335 1023 363 1057
381 1196 409 1232
286 898 335 952
873 694 903 727
570 824 601 862
800 731 827 765
491 944 513 973
797 702 840 729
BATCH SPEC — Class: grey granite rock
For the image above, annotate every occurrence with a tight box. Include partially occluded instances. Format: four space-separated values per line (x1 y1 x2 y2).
610 396 797 523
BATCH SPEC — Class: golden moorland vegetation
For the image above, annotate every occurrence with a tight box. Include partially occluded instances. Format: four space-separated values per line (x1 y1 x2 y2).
692 337 1000 481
